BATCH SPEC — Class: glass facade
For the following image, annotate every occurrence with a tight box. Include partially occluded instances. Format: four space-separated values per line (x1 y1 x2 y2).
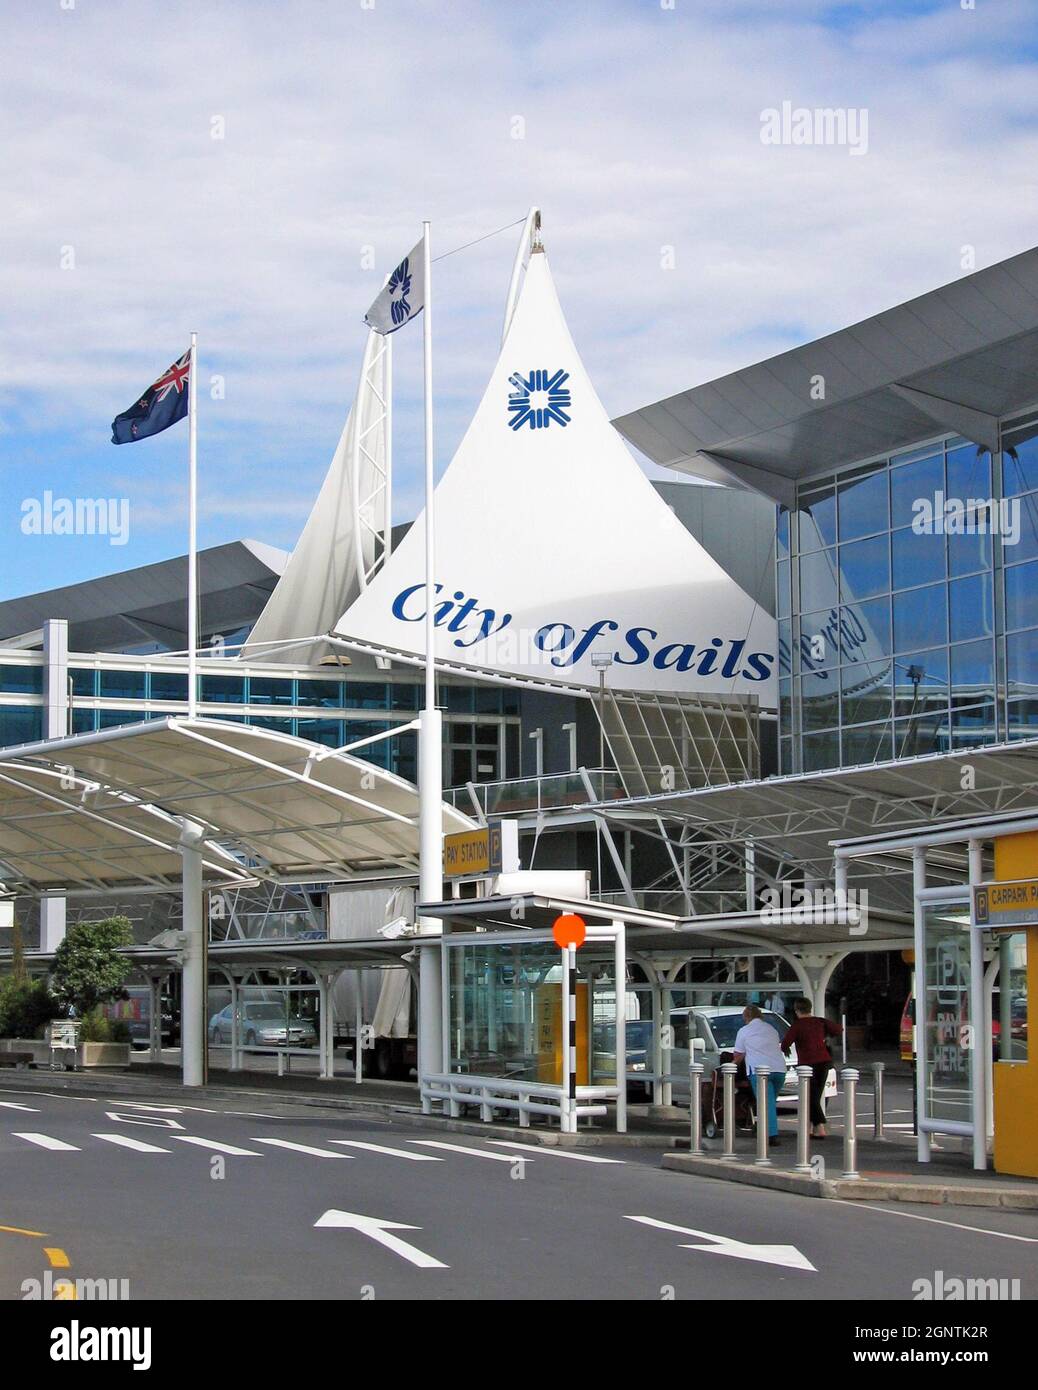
0 659 521 787
779 413 1038 772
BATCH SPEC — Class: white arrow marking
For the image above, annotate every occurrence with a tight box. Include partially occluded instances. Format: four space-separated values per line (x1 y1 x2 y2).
488 1141 624 1164
314 1209 448 1268
105 1111 184 1130
624 1215 817 1272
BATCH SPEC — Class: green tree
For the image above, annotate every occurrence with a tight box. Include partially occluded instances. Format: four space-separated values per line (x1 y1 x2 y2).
51 917 133 1016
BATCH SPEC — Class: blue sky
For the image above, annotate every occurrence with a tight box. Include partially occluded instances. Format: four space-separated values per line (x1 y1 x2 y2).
2 0 1037 599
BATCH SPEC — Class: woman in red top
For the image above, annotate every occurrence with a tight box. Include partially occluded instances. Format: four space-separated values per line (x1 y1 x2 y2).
782 998 841 1138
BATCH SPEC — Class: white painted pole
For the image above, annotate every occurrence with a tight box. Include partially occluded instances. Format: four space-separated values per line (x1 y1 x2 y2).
967 838 987 1171
179 819 206 1087
913 846 931 1163
613 920 627 1134
417 222 443 1089
188 331 199 718
354 968 363 1085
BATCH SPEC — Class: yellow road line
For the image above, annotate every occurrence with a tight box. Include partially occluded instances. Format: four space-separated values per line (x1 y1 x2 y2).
44 1247 70 1268
0 1223 47 1238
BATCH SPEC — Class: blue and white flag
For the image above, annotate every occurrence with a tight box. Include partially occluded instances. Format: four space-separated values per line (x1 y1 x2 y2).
364 239 425 334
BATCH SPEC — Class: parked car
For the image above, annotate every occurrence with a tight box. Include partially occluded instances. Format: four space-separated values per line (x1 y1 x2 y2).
208 1003 317 1049
624 1005 838 1108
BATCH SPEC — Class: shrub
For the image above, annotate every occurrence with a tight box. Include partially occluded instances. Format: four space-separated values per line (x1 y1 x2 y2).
0 976 61 1039
79 1008 131 1044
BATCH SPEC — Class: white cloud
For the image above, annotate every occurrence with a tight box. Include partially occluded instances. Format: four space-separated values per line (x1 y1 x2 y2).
1 0 1036 580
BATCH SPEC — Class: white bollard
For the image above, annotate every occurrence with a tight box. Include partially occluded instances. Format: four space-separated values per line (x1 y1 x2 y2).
721 1062 738 1159
872 1061 886 1141
796 1065 813 1173
689 1061 704 1155
754 1067 772 1166
841 1067 860 1179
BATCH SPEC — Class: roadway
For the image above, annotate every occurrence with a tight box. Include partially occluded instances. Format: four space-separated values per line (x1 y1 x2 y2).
2 1084 1037 1301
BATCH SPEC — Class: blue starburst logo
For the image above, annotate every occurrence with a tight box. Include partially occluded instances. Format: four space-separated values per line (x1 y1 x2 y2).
388 257 413 326
507 368 572 430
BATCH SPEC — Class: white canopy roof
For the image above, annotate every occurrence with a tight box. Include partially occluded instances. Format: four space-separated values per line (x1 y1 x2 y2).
333 240 776 702
1 717 473 887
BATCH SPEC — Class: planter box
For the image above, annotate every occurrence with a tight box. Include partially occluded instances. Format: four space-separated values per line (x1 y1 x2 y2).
79 1042 131 1069
0 1038 130 1070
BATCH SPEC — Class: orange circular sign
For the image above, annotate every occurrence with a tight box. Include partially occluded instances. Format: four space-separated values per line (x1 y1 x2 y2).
552 913 586 949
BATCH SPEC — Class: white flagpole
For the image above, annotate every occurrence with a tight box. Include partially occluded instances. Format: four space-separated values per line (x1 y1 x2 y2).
188 330 199 718
417 221 444 1087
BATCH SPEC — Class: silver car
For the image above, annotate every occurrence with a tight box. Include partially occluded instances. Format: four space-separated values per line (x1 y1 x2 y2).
208 1003 317 1049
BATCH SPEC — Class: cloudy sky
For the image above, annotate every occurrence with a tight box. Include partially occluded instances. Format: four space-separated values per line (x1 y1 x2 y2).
2 0 1037 599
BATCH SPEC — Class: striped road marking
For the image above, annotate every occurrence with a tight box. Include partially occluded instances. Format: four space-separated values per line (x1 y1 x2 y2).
330 1140 443 1161
93 1133 171 1154
487 1141 625 1164
11 1133 80 1151
172 1136 261 1157
251 1138 349 1159
409 1140 533 1163
0 1102 40 1112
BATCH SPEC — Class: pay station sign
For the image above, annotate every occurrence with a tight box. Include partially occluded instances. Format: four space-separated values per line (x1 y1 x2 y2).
973 879 1038 928
443 826 503 878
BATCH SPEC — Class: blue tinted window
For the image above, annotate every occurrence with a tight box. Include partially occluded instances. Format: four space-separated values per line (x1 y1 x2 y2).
1005 494 1038 562
0 665 43 695
841 661 892 726
776 508 790 562
98 709 144 729
841 598 891 661
250 715 293 733
799 548 839 613
1006 561 1038 631
797 483 837 551
892 525 945 590
1002 428 1038 496
839 534 889 601
151 671 188 702
201 675 245 704
444 685 474 713
0 705 42 746
950 639 995 697
99 668 147 700
841 722 891 767
298 717 347 748
801 728 840 772
947 529 991 578
838 466 888 541
894 713 948 758
894 648 948 717
949 573 994 643
799 668 839 730
391 683 419 711
249 677 295 706
799 611 840 671
894 583 947 651
946 445 991 502
71 708 95 734
298 679 345 708
776 559 790 618
890 452 944 530
778 619 793 677
69 668 97 697
1007 629 1038 699
1007 699 1038 735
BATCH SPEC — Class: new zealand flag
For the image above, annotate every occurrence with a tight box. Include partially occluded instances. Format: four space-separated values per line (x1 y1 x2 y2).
111 350 191 444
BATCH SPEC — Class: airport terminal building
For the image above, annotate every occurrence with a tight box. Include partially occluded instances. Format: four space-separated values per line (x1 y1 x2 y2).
1 225 1036 1174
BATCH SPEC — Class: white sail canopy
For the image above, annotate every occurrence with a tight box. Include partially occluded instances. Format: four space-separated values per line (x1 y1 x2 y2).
334 243 777 700
244 330 391 665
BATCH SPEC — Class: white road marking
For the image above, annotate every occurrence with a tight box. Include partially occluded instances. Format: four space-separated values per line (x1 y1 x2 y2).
487 1141 624 1164
105 1111 184 1130
409 1139 533 1163
331 1140 443 1161
314 1209 448 1269
93 1133 171 1154
624 1215 817 1272
842 1204 1038 1243
0 1102 40 1112
172 1135 261 1156
251 1138 349 1159
12 1133 80 1152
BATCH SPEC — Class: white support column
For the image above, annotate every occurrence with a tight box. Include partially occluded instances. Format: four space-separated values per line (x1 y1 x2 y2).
967 838 988 1171
317 973 331 1081
148 975 162 1062
354 968 364 1084
744 840 756 912
41 619 69 953
983 955 999 1141
614 921 628 1134
912 846 930 1163
229 974 240 1071
179 819 207 1088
